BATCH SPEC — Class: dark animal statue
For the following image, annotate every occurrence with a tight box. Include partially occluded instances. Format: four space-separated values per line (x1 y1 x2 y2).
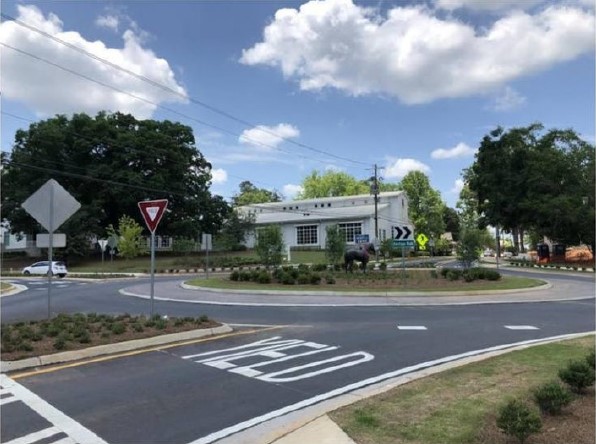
344 243 376 273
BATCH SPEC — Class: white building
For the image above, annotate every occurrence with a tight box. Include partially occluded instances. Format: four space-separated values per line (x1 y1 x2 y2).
240 191 410 250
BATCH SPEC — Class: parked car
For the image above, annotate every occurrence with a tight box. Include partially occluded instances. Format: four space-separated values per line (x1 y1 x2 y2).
22 261 68 278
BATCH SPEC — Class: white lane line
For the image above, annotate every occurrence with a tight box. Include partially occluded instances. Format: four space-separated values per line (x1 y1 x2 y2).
51 437 77 444
0 387 11 395
0 395 18 405
185 332 591 444
0 374 108 444
505 325 539 330
397 325 427 330
4 426 60 444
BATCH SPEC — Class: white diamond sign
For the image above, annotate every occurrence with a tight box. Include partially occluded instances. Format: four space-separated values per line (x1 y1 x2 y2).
22 179 81 231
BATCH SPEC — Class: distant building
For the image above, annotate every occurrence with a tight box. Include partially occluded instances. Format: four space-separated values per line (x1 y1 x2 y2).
239 191 410 250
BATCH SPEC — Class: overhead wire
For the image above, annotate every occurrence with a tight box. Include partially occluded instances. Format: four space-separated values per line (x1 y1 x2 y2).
1 12 370 168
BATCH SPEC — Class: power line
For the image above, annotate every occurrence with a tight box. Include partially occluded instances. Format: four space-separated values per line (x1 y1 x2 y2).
1 12 369 167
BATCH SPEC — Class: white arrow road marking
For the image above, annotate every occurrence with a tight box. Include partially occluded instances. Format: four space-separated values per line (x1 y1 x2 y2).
397 325 427 330
505 325 539 330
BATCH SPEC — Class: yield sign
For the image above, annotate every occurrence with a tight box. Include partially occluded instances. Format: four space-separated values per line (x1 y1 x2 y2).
138 199 168 233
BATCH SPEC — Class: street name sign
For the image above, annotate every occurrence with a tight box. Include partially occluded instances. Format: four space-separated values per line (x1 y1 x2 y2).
36 233 66 248
138 199 168 233
393 239 415 248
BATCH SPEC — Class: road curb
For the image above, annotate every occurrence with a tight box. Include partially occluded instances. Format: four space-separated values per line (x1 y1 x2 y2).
0 324 233 373
0 283 28 297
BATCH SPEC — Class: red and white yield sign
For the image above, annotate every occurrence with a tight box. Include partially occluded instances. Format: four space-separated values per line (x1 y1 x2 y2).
138 199 168 233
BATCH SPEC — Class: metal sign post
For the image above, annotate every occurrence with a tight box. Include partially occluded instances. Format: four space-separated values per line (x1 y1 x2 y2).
138 199 168 317
98 239 108 273
201 233 212 279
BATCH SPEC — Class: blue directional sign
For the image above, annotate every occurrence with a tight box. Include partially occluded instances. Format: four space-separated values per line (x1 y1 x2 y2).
355 234 370 243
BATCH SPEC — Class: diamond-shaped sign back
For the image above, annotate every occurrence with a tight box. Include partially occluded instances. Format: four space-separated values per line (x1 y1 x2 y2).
22 179 81 231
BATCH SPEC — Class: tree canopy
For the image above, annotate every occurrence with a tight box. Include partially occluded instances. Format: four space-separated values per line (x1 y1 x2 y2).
232 181 282 206
466 124 595 251
297 170 370 198
1 112 230 254
397 171 445 240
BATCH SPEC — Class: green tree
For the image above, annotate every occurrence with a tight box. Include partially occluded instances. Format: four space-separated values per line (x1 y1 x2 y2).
298 170 369 198
456 226 484 268
1 112 229 254
232 181 282 206
325 224 345 266
107 215 145 259
255 225 284 268
442 206 460 241
215 210 255 251
397 171 445 239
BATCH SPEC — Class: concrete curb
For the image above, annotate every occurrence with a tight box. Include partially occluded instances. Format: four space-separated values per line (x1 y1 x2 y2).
0 283 28 297
179 280 553 297
0 324 233 373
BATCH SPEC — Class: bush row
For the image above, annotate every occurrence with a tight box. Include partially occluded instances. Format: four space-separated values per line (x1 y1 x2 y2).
497 350 595 443
439 267 501 282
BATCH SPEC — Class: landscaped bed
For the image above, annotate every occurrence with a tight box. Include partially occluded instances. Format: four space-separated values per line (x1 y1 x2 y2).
331 335 595 444
186 267 546 293
1 313 219 362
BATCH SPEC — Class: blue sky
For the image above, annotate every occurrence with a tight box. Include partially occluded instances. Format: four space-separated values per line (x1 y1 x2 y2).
1 0 594 209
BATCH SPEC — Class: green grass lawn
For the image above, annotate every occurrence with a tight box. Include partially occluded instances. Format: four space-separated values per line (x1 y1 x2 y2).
330 335 595 444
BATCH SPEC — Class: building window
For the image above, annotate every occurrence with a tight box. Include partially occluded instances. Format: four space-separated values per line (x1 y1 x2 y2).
339 222 362 243
161 236 170 248
296 225 318 245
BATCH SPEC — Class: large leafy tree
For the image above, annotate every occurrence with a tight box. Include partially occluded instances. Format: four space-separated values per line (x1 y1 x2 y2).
232 181 282 206
1 112 230 255
298 170 369 198
397 171 445 240
467 124 594 251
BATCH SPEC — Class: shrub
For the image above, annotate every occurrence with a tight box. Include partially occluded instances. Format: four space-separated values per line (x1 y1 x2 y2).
132 323 144 332
533 381 573 415
446 270 461 281
586 350 595 369
379 262 387 271
462 270 476 282
257 271 271 284
53 333 70 350
111 323 126 335
16 341 33 352
230 270 240 281
239 271 252 282
325 274 336 284
297 274 310 285
482 269 501 281
199 315 209 323
312 264 327 272
440 267 450 278
249 270 260 282
559 360 595 393
280 273 295 285
155 319 167 330
496 399 542 444
297 263 310 273
309 273 322 285
78 331 91 344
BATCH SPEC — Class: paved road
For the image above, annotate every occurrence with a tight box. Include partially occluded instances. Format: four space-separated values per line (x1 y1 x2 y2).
1 270 594 444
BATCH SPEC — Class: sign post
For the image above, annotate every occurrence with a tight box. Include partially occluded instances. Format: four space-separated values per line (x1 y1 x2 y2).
98 239 108 273
22 179 81 319
138 199 168 317
201 233 212 279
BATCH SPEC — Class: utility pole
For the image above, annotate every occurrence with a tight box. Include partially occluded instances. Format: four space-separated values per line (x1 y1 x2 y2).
371 164 380 262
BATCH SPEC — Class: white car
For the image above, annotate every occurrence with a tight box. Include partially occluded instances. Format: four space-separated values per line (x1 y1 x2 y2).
22 261 68 278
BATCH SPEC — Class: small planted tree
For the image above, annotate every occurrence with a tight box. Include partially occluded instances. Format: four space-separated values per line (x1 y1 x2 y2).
107 215 145 260
456 226 483 269
496 398 542 444
325 224 344 267
255 225 284 268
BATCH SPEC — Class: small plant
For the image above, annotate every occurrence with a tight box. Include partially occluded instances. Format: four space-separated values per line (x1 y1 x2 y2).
430 270 438 279
132 323 144 332
559 359 595 393
586 350 595 369
53 333 70 351
325 274 336 284
297 274 310 285
78 331 91 344
199 315 209 323
257 271 271 284
496 398 542 444
16 341 33 352
309 273 322 285
229 270 240 281
379 262 387 271
533 381 573 414
111 322 126 335
446 270 460 281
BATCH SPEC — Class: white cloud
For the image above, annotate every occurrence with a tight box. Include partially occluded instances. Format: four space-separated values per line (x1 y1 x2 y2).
450 178 465 194
0 5 187 119
95 14 119 31
210 168 228 184
491 86 527 111
240 0 594 104
282 184 304 199
434 0 543 12
431 142 476 159
239 123 300 150
384 158 430 179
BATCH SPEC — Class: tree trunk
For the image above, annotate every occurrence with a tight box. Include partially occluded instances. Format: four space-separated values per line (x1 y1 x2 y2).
512 227 520 254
